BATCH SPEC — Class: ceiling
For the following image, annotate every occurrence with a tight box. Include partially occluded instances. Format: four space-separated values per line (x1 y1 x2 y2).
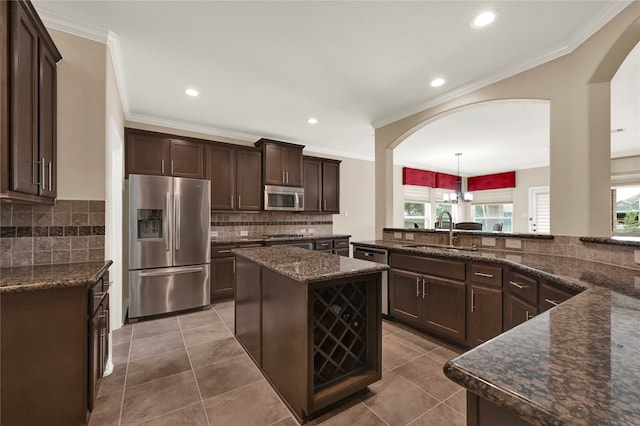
34 1 634 169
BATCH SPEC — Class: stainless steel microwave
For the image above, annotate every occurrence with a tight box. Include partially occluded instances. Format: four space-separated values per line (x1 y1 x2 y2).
264 185 304 211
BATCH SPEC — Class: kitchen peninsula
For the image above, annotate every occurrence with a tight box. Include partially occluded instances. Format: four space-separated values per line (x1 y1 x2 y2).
231 246 388 423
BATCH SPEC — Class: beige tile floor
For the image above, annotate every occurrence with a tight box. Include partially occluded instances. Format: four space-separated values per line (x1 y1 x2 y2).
91 301 466 426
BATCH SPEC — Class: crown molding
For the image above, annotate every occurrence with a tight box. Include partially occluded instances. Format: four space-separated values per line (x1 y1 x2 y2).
372 1 633 129
35 9 108 44
106 31 130 117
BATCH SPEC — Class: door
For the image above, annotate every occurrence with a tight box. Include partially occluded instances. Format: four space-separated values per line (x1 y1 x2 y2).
304 158 322 212
39 41 57 198
389 269 422 325
236 150 262 211
422 276 466 341
468 284 502 346
169 139 204 178
128 265 210 319
322 161 340 212
208 145 235 210
129 174 173 269
529 186 550 233
126 133 168 176
504 294 537 331
173 178 210 266
10 1 39 195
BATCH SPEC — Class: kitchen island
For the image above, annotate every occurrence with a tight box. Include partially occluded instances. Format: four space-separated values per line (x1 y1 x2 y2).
231 246 388 423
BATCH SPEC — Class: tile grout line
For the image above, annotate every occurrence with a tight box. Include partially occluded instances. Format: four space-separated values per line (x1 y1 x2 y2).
442 389 466 416
179 312 213 426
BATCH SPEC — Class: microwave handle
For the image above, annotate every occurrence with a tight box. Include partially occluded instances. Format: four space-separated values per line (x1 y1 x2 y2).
295 192 303 210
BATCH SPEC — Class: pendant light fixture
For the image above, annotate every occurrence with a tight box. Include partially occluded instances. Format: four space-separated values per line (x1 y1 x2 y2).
444 153 473 203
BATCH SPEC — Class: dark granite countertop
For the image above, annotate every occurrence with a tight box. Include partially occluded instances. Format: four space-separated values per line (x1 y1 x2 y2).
352 240 640 297
444 286 640 425
231 246 387 284
211 234 351 245
0 260 113 293
384 227 555 240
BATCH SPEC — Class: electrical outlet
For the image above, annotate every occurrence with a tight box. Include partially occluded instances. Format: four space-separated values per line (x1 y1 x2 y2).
505 239 522 249
635 250 640 264
404 233 414 240
309 228 315 234
481 237 496 246
300 229 306 234
240 230 248 237
394 232 402 239
209 230 218 238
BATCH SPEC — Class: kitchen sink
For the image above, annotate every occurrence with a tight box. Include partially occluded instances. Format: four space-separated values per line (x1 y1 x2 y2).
404 243 478 252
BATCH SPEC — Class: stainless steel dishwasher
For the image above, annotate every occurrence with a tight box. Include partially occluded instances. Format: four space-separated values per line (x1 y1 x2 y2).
353 246 389 316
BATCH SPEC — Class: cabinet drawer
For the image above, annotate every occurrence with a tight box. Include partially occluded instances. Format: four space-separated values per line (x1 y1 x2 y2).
333 238 349 249
505 270 537 305
539 282 576 312
314 239 333 250
389 253 465 281
470 264 502 287
212 245 237 258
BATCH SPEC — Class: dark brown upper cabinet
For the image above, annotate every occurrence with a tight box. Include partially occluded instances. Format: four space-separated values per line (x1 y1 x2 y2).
0 0 62 203
303 156 341 213
125 128 204 179
255 138 304 187
206 144 261 211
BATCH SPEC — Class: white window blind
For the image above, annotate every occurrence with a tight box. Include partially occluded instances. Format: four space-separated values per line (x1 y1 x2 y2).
470 188 513 204
403 185 431 202
531 189 550 233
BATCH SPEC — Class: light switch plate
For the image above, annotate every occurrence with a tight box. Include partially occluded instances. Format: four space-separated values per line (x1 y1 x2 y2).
404 233 414 240
505 239 522 249
300 229 306 234
635 250 640 264
210 231 218 238
394 232 402 239
481 237 496 246
309 228 315 234
240 230 248 237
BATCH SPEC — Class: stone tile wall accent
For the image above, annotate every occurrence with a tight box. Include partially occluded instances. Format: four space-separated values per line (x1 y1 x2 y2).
383 230 640 270
0 200 105 267
211 211 333 239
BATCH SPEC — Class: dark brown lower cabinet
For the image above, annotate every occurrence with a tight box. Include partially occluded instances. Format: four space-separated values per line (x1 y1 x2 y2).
389 269 422 326
211 256 235 301
467 284 502 346
422 275 466 341
89 291 109 411
504 293 537 331
467 392 530 426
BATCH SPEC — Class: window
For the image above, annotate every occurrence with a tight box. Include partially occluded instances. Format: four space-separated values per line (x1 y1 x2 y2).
613 185 640 235
472 203 513 232
434 203 457 227
404 201 430 229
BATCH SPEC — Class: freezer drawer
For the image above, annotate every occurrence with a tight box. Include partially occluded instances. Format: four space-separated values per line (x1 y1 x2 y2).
129 264 210 319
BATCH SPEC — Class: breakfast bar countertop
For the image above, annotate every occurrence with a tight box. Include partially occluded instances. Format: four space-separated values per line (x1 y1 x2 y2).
444 286 640 425
231 245 388 284
0 260 112 293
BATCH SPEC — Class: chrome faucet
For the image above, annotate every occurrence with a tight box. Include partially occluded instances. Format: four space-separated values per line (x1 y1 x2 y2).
437 210 455 246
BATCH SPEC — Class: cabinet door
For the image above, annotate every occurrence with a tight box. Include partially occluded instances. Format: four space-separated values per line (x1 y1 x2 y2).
468 284 502 346
333 248 349 257
211 257 235 302
322 161 340 213
88 304 102 412
100 293 110 377
389 269 422 326
303 158 322 212
504 294 537 331
263 143 286 185
208 145 235 210
169 139 204 178
422 276 466 342
236 150 262 211
10 1 39 195
126 133 168 176
284 146 303 186
39 41 57 198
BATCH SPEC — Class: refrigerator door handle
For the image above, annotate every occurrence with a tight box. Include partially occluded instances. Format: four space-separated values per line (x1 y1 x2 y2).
165 192 171 251
175 193 181 250
138 266 205 277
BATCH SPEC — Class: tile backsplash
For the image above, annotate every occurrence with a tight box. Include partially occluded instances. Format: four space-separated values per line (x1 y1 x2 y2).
0 200 105 267
211 211 333 239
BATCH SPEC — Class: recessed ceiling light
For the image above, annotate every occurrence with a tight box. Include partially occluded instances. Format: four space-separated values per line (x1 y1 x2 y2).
471 11 497 29
185 88 199 97
430 78 445 87
307 118 318 124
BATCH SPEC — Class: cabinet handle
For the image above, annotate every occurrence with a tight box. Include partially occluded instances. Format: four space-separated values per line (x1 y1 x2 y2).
238 196 241 209
48 161 53 191
217 250 232 254
509 281 526 289
41 157 46 190
233 259 236 274
544 298 560 306
94 291 107 299
416 277 420 297
286 171 289 183
161 160 165 175
105 280 113 288
422 278 426 299
231 195 234 209
171 160 174 175
471 289 476 313
525 311 532 321
474 272 494 278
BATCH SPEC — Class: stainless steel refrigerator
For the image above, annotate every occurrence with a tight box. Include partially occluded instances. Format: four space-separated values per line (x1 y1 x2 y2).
128 174 210 320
